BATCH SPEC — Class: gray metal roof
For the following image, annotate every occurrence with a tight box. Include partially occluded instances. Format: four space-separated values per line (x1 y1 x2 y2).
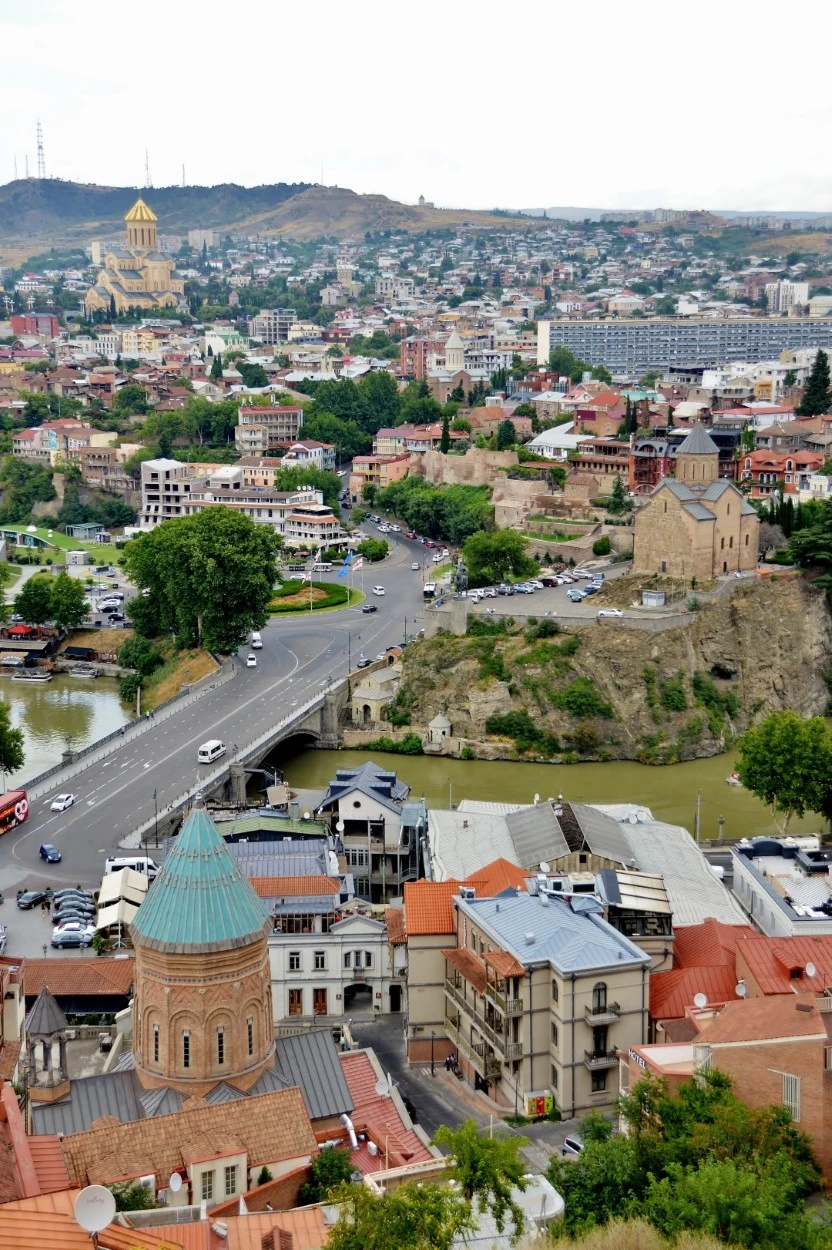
26 987 68 1037
319 761 410 815
741 500 759 516
683 502 716 522
457 892 649 974
699 479 733 501
31 1070 144 1135
676 424 719 455
271 1031 353 1121
505 804 569 864
204 1082 247 1104
658 478 695 500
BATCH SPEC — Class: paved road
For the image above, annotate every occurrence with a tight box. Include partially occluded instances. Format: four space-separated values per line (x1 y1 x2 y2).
0 538 430 895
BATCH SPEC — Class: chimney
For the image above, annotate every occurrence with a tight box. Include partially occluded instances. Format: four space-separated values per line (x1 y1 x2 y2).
524 931 535 946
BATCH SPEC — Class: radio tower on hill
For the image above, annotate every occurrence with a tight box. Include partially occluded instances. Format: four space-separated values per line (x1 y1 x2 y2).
36 119 46 179
144 148 153 189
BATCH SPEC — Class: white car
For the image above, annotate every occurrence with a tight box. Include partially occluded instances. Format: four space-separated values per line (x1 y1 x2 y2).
390 525 401 532
597 608 624 619
53 920 95 936
529 579 544 589
411 562 420 571
246 654 257 668
50 794 76 813
372 586 385 596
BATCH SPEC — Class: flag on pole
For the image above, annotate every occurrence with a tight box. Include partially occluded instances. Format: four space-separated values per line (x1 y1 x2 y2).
352 557 363 571
337 551 355 579
300 572 310 583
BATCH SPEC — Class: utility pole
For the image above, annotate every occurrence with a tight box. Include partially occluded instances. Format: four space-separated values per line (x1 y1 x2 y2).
144 148 152 189
36 119 45 179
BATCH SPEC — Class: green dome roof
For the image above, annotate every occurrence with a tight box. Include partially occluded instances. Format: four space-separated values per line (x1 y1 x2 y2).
131 797 270 953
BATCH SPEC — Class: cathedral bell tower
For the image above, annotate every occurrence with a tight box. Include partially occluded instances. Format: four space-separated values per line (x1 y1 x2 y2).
125 196 158 251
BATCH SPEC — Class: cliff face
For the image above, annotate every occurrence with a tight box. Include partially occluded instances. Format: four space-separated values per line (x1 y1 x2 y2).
394 580 832 763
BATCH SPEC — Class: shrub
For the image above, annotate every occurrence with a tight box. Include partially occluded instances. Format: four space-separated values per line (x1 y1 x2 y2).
460 746 476 760
365 732 424 755
554 677 613 719
485 710 560 754
592 535 611 556
119 672 142 702
524 618 561 641
659 672 687 712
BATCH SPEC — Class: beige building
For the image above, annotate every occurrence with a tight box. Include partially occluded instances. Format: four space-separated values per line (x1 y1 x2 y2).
633 424 759 579
85 197 185 315
352 664 402 726
235 403 304 454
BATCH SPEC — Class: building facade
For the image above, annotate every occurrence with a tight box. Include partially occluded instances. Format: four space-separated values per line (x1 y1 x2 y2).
247 308 299 345
85 198 185 315
235 403 304 454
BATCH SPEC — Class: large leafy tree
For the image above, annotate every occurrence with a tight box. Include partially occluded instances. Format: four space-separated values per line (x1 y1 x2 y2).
463 529 535 586
796 349 831 416
0 700 24 776
327 1181 474 1250
123 508 280 652
789 500 832 590
433 1119 528 1238
14 575 53 626
49 572 88 630
736 710 832 830
496 419 516 450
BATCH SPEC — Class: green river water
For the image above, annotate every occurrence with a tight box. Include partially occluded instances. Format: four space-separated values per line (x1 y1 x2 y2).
278 746 820 842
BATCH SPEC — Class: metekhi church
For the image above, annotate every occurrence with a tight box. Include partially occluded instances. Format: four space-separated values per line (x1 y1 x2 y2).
84 195 186 315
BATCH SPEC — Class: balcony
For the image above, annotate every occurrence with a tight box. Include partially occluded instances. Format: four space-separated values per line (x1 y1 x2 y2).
445 980 508 1055
445 1018 502 1079
485 982 523 1015
584 1049 619 1071
585 1002 620 1025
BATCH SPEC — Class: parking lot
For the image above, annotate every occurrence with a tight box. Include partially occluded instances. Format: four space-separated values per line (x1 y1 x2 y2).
0 894 99 960
464 562 632 619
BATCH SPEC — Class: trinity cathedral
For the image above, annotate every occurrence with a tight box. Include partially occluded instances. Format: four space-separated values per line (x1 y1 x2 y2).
84 196 186 315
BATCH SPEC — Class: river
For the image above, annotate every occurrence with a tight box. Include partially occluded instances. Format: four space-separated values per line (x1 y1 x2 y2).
277 746 821 842
0 675 131 790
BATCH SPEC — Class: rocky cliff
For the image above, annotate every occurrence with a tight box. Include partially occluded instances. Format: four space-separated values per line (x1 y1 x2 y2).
392 579 832 763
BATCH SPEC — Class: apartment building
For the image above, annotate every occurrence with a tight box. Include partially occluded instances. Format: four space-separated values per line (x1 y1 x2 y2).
234 403 304 454
375 274 416 302
247 307 299 344
279 439 336 472
731 837 832 937
444 888 649 1116
537 318 832 374
400 336 445 380
10 313 59 338
373 423 464 456
765 281 809 313
349 453 411 500
12 418 96 465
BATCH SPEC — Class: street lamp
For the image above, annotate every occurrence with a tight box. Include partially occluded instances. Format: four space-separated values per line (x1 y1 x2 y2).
153 788 159 848
430 1029 436 1077
718 814 725 842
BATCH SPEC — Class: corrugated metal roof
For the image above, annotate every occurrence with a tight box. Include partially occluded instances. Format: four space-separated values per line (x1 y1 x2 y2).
31 1071 144 1136
272 1031 353 1121
505 805 569 864
131 798 271 954
683 502 716 522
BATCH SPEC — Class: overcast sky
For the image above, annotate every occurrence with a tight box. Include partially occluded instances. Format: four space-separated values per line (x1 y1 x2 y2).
2 0 831 213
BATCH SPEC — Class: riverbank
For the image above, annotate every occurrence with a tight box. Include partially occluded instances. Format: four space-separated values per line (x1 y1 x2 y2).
276 744 823 842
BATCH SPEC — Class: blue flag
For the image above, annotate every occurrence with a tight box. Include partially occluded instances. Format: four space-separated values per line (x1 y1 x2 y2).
337 551 354 580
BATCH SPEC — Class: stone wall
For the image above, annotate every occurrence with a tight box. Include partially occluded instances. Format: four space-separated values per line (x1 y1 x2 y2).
416 448 518 487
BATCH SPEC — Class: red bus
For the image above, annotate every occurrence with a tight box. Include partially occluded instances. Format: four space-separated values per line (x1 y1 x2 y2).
0 790 29 835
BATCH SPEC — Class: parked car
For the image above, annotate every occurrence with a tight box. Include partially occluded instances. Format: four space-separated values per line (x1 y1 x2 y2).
481 587 497 598
54 900 94 917
52 930 92 949
17 891 47 909
54 910 94 928
390 524 401 532
404 532 417 540
356 657 371 669
598 608 624 619
39 844 61 863
514 583 535 594
0 926 7 955
562 1135 584 1158
109 613 126 623
583 584 599 596
50 794 75 812
246 654 257 668
52 888 94 903
528 579 544 589
362 603 378 614
411 562 420 571
425 540 436 549
567 589 587 602
372 586 385 596
53 920 95 936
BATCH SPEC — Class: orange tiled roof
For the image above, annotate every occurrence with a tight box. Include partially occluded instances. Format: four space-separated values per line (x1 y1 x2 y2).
26 1136 70 1196
650 965 740 1020
251 876 339 899
485 950 525 979
22 957 135 999
340 1050 433 1175
59 1088 315 1189
469 858 529 895
0 1190 185 1250
443 948 487 996
737 932 832 996
698 993 827 1044
673 918 746 969
403 881 465 936
385 906 407 944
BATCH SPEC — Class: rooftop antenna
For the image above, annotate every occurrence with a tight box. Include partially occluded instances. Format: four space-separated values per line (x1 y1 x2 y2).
25 155 29 179
13 155 18 180
181 163 185 188
144 148 153 189
36 118 45 179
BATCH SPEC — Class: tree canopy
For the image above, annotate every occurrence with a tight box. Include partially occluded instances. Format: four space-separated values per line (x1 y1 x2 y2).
433 1119 528 1238
48 572 88 630
376 478 493 544
122 508 280 652
326 1181 474 1250
0 700 24 777
796 349 831 417
462 529 535 586
14 575 53 626
736 710 832 829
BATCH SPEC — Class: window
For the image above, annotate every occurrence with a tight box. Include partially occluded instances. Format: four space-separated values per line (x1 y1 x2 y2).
745 534 749 546
729 536 733 549
201 1171 213 1201
592 982 607 1012
354 950 363 969
224 1165 238 1197
551 978 559 1003
364 951 374 969
288 989 303 1016
591 1070 608 1093
551 1021 558 1048
782 1073 801 1121
551 1064 559 1089
343 952 352 969
247 1017 254 1056
217 1027 225 1065
182 1030 190 1069
720 536 725 549
289 951 301 971
314 950 326 970
153 1024 159 1064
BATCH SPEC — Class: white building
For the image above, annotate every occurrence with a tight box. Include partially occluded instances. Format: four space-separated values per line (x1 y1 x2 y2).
247 308 299 345
269 912 398 1023
525 425 592 460
765 281 809 313
375 274 415 302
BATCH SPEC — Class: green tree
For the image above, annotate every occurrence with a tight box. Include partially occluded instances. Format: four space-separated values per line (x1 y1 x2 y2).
463 529 535 585
297 1148 354 1205
49 572 88 630
789 499 832 588
14 576 53 625
237 362 269 388
593 535 611 556
783 369 798 387
109 1182 159 1212
113 383 151 415
591 363 613 384
496 419 517 450
608 475 631 514
440 409 450 454
736 710 832 830
357 538 389 562
210 352 224 381
796 349 831 416
357 370 401 426
326 1181 474 1250
0 700 24 776
433 1120 528 1239
123 508 280 652
361 483 377 505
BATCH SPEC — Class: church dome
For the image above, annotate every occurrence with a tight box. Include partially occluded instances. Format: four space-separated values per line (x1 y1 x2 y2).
125 196 158 224
131 795 270 954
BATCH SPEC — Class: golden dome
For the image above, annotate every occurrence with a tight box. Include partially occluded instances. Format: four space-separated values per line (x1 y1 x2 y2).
125 196 158 224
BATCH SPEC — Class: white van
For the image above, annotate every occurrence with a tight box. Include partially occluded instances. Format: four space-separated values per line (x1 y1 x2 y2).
105 855 159 879
198 739 226 764
250 632 263 649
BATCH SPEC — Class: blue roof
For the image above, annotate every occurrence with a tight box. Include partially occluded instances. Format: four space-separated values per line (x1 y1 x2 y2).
131 797 270 953
457 892 648 974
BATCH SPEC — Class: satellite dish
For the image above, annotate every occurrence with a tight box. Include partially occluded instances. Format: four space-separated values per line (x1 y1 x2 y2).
336 820 345 833
374 1078 390 1097
693 992 708 1009
539 862 550 874
735 981 747 998
303 811 311 820
534 793 540 805
628 814 638 824
807 962 817 979
74 1186 116 1234
168 1173 183 1193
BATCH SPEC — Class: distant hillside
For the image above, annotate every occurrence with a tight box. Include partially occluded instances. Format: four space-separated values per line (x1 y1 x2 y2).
0 178 546 259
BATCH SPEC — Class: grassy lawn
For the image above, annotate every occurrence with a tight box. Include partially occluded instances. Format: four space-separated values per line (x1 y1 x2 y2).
142 646 219 708
268 582 364 615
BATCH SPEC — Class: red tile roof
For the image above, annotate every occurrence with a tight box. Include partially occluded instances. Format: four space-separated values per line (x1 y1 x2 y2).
699 993 827 1044
673 919 746 969
339 1050 433 1175
485 950 525 979
650 965 740 1020
23 957 135 999
403 881 465 936
470 858 529 895
250 876 339 899
443 948 487 996
26 1136 70 1196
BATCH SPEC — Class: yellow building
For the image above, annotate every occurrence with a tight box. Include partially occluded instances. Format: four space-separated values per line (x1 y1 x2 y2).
85 196 185 315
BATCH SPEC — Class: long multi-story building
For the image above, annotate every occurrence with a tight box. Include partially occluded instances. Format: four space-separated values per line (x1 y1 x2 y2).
235 403 304 454
537 318 832 375
247 307 299 345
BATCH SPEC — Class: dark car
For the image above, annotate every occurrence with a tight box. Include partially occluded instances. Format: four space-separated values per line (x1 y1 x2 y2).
17 891 47 909
583 584 599 596
53 910 95 928
356 658 372 669
109 613 125 622
404 532 417 540
361 604 378 614
39 844 62 863
52 889 94 903
52 930 92 949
